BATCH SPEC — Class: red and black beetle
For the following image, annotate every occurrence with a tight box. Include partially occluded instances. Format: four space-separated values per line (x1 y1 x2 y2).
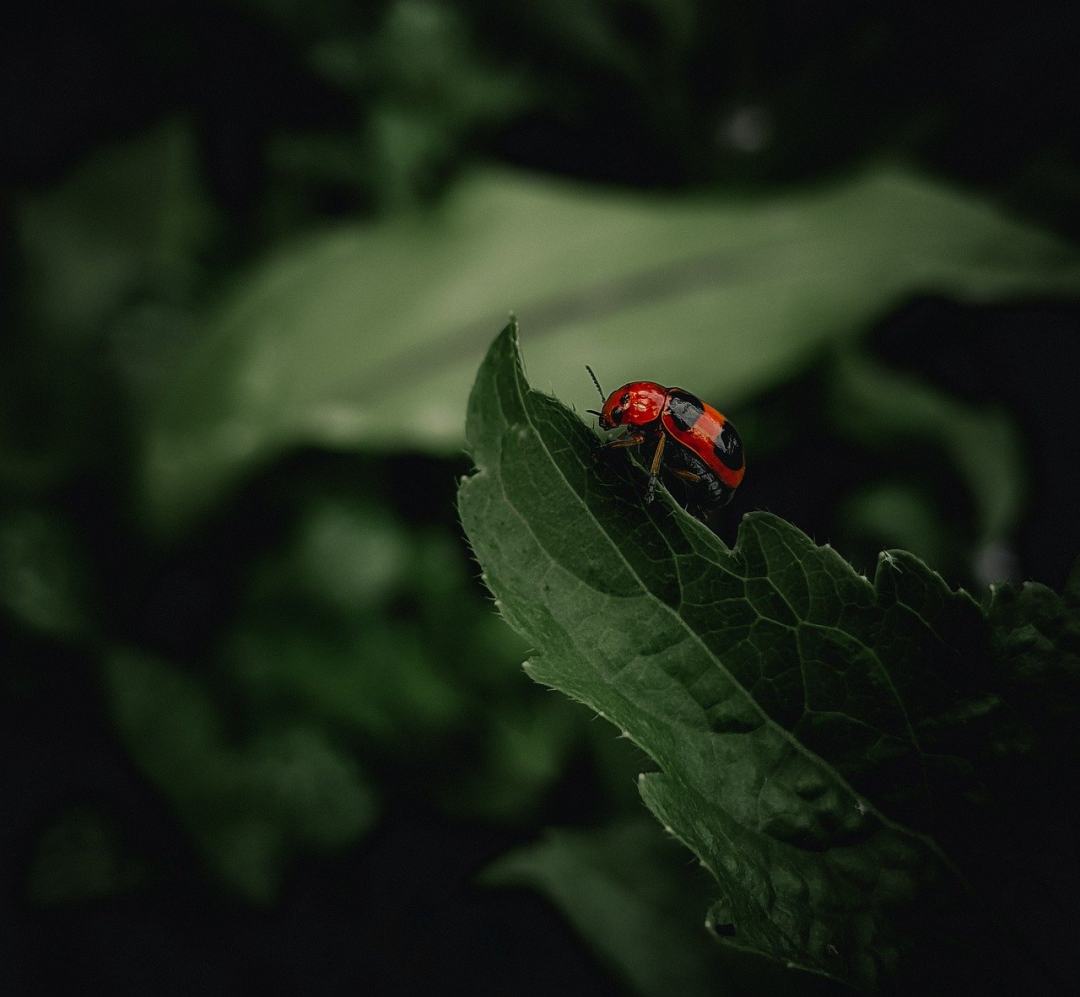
586 366 745 514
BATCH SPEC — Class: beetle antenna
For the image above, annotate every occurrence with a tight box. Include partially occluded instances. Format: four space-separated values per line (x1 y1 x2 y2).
586 409 602 417
585 365 605 402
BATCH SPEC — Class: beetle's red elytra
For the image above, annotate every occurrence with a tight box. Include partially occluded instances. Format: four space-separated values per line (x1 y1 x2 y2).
586 367 745 513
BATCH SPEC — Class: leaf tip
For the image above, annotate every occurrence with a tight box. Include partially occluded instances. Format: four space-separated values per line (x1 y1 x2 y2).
500 313 520 348
879 549 902 571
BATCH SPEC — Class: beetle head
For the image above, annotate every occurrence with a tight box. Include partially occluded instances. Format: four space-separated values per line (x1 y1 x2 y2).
599 382 666 429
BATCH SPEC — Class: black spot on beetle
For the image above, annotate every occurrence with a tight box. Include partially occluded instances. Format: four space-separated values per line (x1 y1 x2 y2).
713 421 744 470
667 391 704 431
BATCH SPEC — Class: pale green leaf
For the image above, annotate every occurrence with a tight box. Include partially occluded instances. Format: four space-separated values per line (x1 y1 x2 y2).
139 168 1080 529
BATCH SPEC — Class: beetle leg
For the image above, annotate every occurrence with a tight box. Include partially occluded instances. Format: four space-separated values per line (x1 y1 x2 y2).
671 469 702 484
595 431 646 453
645 434 666 503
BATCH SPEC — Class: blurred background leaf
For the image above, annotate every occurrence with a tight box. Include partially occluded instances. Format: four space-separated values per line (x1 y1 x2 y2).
139 167 1078 530
26 806 143 906
13 119 214 341
0 506 91 637
484 821 842 997
105 649 377 901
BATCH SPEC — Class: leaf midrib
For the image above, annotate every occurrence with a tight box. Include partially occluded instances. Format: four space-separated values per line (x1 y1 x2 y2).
498 332 961 878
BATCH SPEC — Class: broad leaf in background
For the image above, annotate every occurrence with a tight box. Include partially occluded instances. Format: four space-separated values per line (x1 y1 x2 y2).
140 168 1080 529
27 806 143 906
13 119 214 342
827 352 1025 548
459 323 1080 993
3 120 214 490
823 349 1027 580
0 507 90 638
105 651 377 901
731 346 1028 583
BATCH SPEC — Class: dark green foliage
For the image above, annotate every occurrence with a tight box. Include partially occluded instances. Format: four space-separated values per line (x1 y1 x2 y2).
989 575 1080 766
486 821 795 997
460 322 1080 993
7 3 1080 991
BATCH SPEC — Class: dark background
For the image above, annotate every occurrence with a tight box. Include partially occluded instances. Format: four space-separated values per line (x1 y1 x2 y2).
4 2 1080 994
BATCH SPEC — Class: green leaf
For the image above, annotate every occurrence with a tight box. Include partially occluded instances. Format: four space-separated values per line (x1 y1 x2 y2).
3 121 213 485
139 167 1080 530
0 507 90 637
104 651 377 901
988 578 1080 765
216 488 576 822
27 807 141 906
484 821 841 997
458 322 1080 993
827 351 1025 545
14 119 215 340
